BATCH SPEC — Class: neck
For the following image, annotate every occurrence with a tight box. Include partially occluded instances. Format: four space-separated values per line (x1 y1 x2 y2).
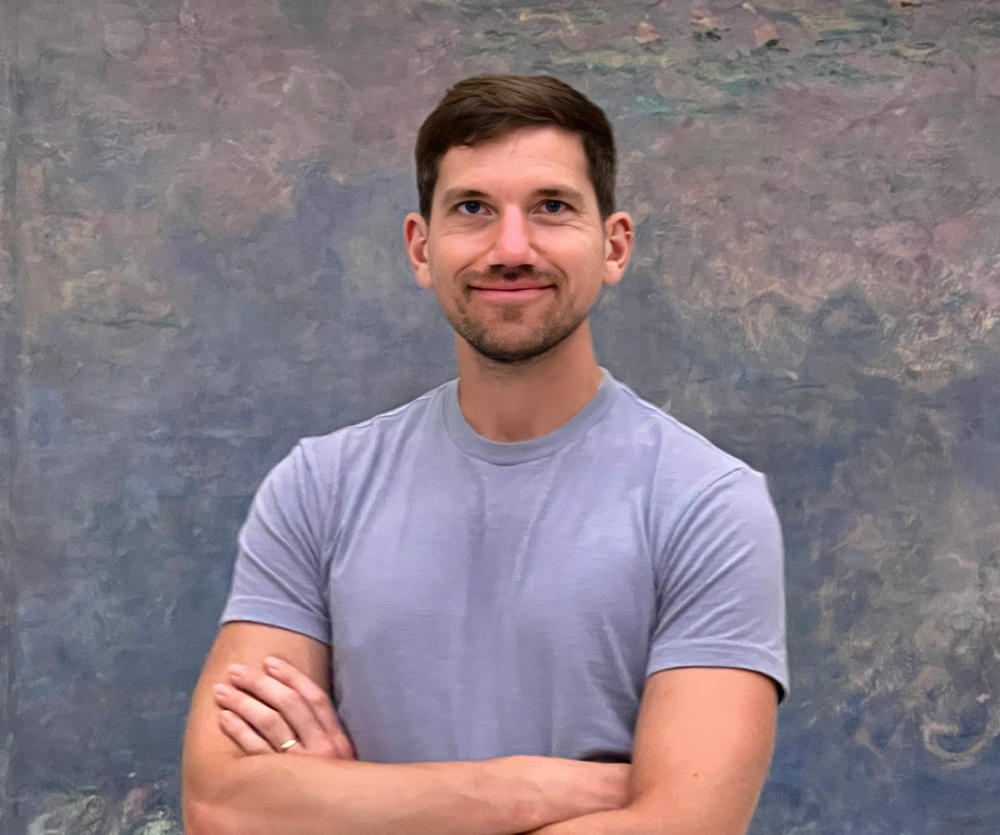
454 322 605 443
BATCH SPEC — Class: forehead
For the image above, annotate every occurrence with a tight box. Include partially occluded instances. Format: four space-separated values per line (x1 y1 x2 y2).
435 126 592 201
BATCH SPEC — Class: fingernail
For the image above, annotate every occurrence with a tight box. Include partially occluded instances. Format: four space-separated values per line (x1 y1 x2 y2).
228 664 246 677
264 657 281 669
213 684 230 697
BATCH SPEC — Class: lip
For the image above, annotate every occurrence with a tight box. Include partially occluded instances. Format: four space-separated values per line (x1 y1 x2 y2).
470 285 553 302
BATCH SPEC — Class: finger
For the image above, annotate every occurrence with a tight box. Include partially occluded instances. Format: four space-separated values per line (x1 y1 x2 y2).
213 682 299 753
262 657 343 734
226 665 327 752
262 656 352 750
264 656 356 758
218 709 272 755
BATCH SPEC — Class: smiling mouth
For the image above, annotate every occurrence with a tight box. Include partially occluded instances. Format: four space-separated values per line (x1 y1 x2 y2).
470 286 553 302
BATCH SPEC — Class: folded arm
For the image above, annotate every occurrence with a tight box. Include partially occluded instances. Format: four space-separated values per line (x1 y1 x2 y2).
182 622 628 835
525 667 779 835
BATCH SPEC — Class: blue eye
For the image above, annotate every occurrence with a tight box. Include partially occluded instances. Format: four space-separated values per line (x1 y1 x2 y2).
461 201 484 214
542 200 565 213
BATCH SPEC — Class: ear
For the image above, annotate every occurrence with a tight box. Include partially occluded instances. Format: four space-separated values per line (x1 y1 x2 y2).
602 211 634 287
404 212 432 289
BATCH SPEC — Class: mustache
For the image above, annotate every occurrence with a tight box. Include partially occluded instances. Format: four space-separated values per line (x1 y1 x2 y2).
461 266 563 285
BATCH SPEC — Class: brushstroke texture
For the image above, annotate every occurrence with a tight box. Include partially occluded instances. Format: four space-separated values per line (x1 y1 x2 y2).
5 1 1000 832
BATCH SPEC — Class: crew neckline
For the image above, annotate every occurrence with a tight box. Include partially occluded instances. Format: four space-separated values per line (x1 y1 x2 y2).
442 367 621 465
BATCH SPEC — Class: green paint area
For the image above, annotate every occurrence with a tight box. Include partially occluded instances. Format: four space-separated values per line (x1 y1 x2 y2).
969 10 1000 39
892 42 943 64
543 50 659 78
678 48 898 98
632 95 675 116
419 1 498 24
420 1 614 26
791 0 909 46
278 0 334 29
464 29 528 54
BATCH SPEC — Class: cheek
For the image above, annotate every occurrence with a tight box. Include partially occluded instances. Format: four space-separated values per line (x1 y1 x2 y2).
574 244 608 286
428 238 478 278
561 230 605 268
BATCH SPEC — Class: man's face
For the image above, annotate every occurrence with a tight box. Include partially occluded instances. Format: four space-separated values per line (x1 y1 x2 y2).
404 126 632 364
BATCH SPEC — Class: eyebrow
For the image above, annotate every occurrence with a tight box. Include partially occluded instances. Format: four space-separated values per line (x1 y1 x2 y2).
437 185 589 207
438 188 490 206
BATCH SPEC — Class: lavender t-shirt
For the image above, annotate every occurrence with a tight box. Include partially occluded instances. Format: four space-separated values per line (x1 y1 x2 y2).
221 368 788 763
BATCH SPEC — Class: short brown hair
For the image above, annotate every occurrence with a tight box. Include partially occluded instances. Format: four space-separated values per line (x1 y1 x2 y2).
415 75 617 220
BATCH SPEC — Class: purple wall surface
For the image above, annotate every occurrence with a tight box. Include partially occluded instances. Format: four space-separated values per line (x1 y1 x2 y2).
3 1 1000 833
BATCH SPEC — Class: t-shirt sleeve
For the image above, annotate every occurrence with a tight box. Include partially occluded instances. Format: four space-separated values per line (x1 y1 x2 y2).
219 440 331 644
647 466 789 700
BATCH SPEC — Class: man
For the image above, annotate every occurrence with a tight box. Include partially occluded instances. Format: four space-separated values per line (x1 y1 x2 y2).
182 74 788 835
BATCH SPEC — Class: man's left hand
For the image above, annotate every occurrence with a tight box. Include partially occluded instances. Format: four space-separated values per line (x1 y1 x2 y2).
212 655 357 760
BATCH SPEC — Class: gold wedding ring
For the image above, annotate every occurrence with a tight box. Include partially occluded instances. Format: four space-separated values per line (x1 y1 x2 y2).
279 739 299 752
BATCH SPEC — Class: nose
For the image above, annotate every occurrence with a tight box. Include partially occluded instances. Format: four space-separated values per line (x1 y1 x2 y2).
487 207 538 269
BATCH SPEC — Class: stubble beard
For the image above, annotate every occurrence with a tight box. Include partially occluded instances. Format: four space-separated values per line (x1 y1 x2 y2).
447 267 592 365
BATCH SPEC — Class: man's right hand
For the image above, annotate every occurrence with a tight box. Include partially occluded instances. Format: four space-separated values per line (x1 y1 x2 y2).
212 655 356 760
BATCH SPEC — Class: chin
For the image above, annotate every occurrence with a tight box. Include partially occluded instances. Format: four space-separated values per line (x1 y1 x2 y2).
452 309 586 365
472 345 549 364
467 330 573 364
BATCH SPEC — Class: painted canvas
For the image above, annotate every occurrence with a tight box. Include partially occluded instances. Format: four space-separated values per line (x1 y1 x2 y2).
2 1 999 832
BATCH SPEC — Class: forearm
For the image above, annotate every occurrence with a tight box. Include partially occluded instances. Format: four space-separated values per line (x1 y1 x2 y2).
186 754 570 835
526 808 646 835
525 795 756 835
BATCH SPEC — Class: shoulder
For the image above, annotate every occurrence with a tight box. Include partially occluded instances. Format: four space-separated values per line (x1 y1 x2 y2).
291 378 453 482
607 378 760 488
248 380 452 553
599 379 777 541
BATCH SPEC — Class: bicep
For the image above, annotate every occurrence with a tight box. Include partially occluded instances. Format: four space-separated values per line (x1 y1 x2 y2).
182 623 330 799
628 667 778 835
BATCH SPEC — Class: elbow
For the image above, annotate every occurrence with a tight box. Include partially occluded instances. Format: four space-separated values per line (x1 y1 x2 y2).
183 771 287 835
183 796 236 835
183 774 246 835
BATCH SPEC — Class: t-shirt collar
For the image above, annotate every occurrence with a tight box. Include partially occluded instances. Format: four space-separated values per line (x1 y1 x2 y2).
442 366 621 465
